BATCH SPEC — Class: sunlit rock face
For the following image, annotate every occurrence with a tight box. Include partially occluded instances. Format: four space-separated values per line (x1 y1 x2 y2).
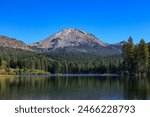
30 28 121 54
0 36 33 51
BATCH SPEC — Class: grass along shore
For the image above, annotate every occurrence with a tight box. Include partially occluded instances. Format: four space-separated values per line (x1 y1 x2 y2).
0 68 50 75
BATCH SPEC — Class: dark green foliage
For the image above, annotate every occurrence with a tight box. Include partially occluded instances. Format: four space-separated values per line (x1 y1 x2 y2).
44 51 123 74
0 47 123 74
0 47 53 74
122 36 135 73
137 39 149 74
1 37 149 75
122 38 150 75
147 43 150 75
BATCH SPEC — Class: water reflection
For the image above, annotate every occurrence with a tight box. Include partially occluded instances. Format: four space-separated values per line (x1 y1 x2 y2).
0 75 150 100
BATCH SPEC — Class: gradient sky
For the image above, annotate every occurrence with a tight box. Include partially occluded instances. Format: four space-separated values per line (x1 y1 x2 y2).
0 0 150 44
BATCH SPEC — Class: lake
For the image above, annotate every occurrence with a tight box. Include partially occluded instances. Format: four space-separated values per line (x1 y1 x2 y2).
0 75 150 100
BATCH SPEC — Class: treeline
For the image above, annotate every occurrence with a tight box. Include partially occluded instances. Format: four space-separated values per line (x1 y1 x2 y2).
0 47 123 74
122 37 150 75
49 56 123 74
1 38 150 75
0 47 55 74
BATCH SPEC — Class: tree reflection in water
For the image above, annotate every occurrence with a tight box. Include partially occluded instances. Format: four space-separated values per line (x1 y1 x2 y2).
0 75 150 100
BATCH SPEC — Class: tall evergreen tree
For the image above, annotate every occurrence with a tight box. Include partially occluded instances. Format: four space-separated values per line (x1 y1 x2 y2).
133 45 138 73
122 36 135 74
137 39 149 74
147 43 150 74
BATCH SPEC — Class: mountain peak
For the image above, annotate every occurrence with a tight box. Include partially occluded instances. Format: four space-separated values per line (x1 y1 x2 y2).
62 28 81 31
63 28 77 31
30 28 108 50
57 28 88 37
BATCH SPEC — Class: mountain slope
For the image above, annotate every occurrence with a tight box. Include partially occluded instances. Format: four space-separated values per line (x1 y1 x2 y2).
111 41 125 53
30 28 121 54
0 36 33 51
31 28 108 48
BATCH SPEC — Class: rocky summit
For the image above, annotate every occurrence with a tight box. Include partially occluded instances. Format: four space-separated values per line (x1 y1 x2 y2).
30 28 108 48
30 28 122 54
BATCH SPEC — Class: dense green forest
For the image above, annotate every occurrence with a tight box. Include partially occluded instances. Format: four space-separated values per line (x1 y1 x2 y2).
122 37 150 76
0 37 149 75
45 52 123 74
0 47 123 75
0 47 52 75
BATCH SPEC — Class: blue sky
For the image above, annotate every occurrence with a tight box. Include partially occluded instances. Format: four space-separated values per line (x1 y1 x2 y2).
0 0 150 44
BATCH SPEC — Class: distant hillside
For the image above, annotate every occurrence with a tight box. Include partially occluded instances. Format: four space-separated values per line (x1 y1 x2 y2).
0 36 32 51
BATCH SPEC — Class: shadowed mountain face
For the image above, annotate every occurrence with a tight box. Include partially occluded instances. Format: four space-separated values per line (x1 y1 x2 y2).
30 28 122 55
0 36 33 51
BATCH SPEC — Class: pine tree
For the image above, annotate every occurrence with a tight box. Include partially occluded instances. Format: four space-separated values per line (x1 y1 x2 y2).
122 36 135 74
137 39 149 74
133 45 138 73
147 43 150 74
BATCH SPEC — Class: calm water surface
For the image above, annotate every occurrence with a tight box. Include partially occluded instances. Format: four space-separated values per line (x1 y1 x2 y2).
0 75 150 100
